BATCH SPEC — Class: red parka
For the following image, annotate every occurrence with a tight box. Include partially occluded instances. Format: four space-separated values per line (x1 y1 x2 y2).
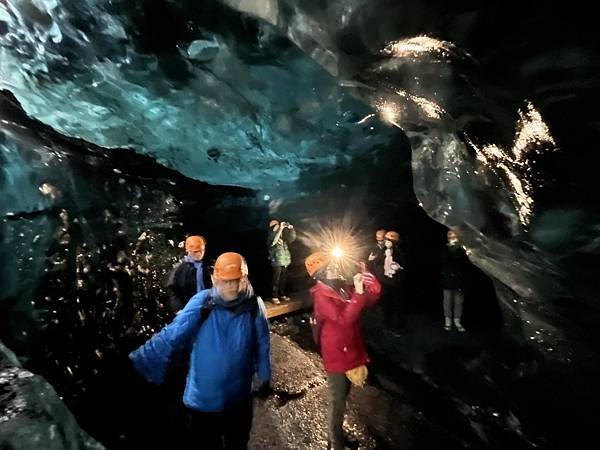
310 272 381 373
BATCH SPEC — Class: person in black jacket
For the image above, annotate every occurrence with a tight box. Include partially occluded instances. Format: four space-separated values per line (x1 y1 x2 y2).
367 229 387 281
379 230 407 333
166 235 212 315
440 229 469 332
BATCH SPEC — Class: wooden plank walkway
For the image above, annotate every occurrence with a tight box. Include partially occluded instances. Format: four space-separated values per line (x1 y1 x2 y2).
263 292 312 319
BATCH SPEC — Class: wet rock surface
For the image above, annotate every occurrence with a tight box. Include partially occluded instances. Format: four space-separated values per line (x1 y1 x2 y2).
252 319 479 450
0 304 593 449
0 328 431 450
268 308 599 450
0 340 103 450
251 333 409 449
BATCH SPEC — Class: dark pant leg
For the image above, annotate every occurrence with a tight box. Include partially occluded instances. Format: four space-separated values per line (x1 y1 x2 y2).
271 266 282 297
381 284 394 328
382 283 401 329
278 265 288 296
327 373 351 450
188 409 224 450
395 279 406 328
163 363 190 447
453 290 464 320
222 398 254 450
443 289 453 318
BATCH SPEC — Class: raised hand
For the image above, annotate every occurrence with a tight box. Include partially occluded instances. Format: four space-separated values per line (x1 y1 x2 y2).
353 273 364 294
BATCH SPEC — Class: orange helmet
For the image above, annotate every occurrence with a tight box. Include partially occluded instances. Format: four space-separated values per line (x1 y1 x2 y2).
185 235 206 252
305 251 330 277
375 229 386 240
384 231 400 242
213 252 248 281
269 219 279 228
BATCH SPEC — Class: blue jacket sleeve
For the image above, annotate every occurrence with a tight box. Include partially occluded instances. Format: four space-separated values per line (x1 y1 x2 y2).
129 290 209 384
254 297 272 383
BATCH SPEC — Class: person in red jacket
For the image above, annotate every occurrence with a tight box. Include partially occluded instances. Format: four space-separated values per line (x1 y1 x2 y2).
305 251 381 450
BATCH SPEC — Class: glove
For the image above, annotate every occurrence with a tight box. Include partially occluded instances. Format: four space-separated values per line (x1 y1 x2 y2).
391 262 403 271
345 365 368 387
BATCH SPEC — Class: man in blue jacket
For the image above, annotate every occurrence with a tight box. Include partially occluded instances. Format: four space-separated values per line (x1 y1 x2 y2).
130 252 271 449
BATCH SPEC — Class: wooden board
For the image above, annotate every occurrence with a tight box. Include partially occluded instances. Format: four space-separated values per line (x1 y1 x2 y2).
264 293 312 319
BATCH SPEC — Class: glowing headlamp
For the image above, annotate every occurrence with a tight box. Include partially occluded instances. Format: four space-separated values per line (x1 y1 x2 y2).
302 222 365 279
331 247 344 259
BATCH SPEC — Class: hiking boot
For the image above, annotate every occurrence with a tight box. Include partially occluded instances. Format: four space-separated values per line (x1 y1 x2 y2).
343 434 359 448
444 317 452 332
326 435 359 450
454 318 466 332
326 442 351 450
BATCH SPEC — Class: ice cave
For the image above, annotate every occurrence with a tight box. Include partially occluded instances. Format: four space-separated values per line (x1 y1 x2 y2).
1 1 599 449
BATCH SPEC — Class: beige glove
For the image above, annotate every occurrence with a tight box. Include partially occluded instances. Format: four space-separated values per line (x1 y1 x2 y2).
353 273 364 294
345 365 368 387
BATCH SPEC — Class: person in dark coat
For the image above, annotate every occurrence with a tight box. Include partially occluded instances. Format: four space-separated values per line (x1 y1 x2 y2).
268 219 296 304
130 252 271 450
305 252 381 450
378 230 406 333
163 235 214 443
166 235 212 315
366 229 386 280
440 229 470 332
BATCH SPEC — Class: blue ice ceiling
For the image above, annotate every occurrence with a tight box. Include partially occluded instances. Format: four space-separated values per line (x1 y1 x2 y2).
0 0 388 189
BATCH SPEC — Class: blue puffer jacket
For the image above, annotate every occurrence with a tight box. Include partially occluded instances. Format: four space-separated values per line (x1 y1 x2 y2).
129 288 271 412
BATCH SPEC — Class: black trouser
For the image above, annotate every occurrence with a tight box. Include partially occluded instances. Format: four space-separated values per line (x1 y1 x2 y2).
381 280 405 330
327 373 351 450
271 265 287 297
443 289 464 320
162 360 191 447
188 398 254 450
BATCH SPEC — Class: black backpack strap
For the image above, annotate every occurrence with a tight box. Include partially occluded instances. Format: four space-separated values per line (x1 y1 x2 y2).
198 296 216 328
199 306 211 326
169 297 213 370
250 296 260 319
